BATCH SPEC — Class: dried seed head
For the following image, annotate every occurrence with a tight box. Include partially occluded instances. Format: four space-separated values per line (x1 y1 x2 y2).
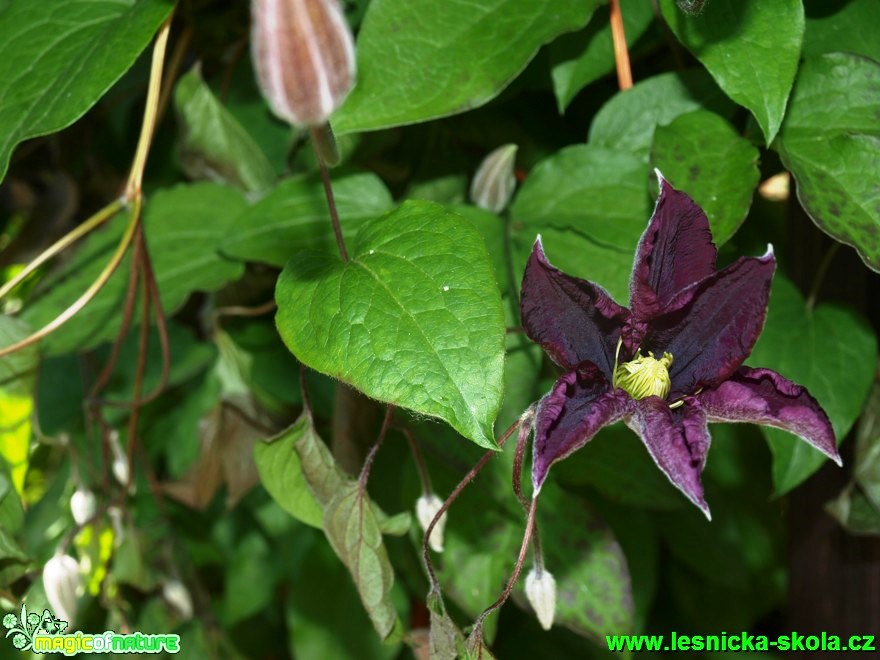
470 144 518 213
525 567 556 631
251 0 356 126
43 553 81 625
416 493 447 553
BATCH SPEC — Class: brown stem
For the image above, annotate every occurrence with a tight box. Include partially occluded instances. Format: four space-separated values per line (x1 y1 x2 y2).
471 496 539 639
402 428 433 496
610 0 633 90
423 417 523 599
358 406 395 491
124 260 153 488
313 138 349 262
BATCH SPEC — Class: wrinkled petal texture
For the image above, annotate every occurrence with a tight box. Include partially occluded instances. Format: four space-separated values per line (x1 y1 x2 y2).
630 177 717 320
643 251 776 400
627 397 712 518
532 364 632 490
521 239 629 378
698 366 840 464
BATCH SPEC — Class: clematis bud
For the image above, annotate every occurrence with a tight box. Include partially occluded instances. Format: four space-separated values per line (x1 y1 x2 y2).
525 567 556 631
162 579 194 620
69 489 96 526
251 0 356 127
43 553 81 625
470 144 518 213
416 494 447 553
107 430 130 488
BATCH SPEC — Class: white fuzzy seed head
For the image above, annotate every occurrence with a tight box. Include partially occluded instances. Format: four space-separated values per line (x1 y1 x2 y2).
525 567 556 631
416 494 447 553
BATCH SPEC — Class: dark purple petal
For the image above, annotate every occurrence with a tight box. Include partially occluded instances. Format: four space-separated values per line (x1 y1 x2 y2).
697 366 840 464
532 363 633 491
626 397 712 519
521 238 630 377
630 174 717 320
643 248 776 400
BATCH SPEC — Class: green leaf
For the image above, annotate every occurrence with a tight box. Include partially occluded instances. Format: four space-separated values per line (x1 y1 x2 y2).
0 0 174 183
323 481 398 639
550 0 656 111
532 482 634 641
777 53 880 272
22 182 248 354
0 526 28 563
803 0 880 62
658 0 804 144
275 201 506 449
254 413 324 529
748 276 877 495
510 144 649 302
427 593 467 660
223 174 394 267
173 66 276 193
588 69 732 159
331 0 599 133
0 316 37 394
651 110 760 246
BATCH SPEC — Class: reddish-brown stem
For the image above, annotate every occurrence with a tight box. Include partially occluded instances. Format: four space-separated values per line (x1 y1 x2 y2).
124 259 152 487
423 417 523 598
610 0 633 90
358 406 395 491
402 427 433 496
313 139 349 262
471 495 539 639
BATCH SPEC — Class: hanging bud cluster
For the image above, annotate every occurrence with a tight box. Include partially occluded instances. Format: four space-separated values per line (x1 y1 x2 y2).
251 0 356 127
470 144 518 214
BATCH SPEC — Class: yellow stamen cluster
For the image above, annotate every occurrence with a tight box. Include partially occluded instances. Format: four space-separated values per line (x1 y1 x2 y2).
614 350 674 400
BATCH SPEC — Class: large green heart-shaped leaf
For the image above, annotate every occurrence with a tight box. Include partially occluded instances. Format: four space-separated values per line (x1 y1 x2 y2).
223 174 394 267
777 53 880 272
588 69 732 160
651 110 760 246
659 0 804 145
510 145 649 302
748 276 877 495
331 0 598 133
275 201 505 448
0 0 173 183
803 0 880 62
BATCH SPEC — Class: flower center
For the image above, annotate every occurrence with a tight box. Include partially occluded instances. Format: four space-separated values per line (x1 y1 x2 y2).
613 350 674 400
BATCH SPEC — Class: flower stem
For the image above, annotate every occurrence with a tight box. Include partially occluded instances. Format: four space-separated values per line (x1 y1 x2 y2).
312 127 349 262
610 0 633 90
358 406 395 492
806 242 840 313
402 428 434 496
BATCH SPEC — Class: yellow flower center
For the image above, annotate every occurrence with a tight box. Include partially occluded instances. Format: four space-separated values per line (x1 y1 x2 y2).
613 350 674 400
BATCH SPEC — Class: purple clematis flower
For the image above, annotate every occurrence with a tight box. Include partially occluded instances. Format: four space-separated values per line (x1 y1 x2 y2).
521 173 840 519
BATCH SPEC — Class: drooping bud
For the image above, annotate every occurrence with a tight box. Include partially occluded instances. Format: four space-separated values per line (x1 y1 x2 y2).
43 553 81 625
107 430 130 488
525 567 556 631
69 489 96 526
470 144 518 213
251 0 356 127
416 494 447 553
162 579 194 620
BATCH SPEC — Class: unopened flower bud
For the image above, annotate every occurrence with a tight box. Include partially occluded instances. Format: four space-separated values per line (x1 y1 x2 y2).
470 144 518 213
69 489 96 526
108 430 130 487
251 0 356 126
43 553 81 625
525 567 556 631
416 494 447 553
162 579 194 620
